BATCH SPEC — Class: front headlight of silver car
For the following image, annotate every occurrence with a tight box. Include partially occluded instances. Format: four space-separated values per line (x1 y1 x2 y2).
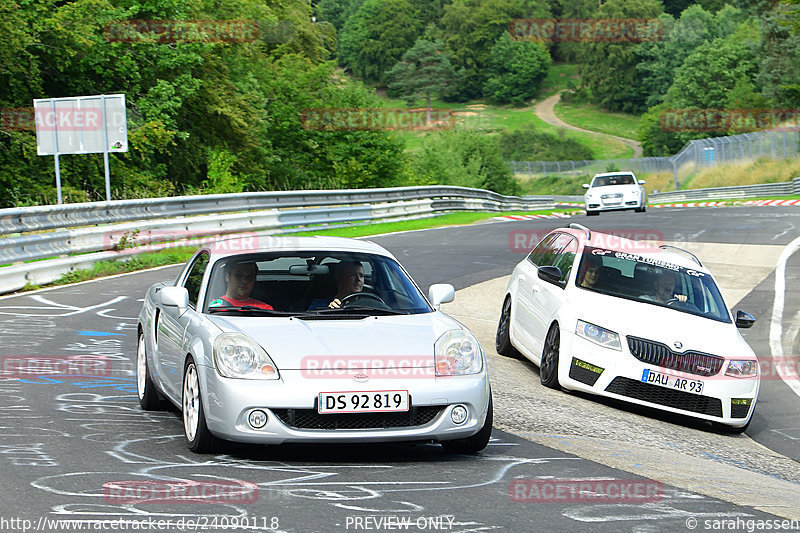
435 329 484 376
213 332 280 380
576 320 621 351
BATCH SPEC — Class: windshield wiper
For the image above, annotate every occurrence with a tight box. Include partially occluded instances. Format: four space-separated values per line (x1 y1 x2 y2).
299 306 410 317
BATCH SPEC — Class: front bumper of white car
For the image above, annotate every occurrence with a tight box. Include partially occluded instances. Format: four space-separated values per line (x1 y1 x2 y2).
558 334 759 428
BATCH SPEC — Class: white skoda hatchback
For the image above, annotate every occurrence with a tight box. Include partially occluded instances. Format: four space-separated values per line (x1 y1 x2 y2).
583 171 647 215
496 224 759 432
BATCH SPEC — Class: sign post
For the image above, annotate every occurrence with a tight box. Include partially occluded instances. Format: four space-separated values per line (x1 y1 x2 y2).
33 94 128 203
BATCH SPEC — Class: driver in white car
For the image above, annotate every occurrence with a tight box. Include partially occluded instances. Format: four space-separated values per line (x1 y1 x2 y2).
308 260 365 310
640 268 687 304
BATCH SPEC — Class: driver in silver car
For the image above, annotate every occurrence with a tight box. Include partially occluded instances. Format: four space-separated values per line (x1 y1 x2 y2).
308 260 365 310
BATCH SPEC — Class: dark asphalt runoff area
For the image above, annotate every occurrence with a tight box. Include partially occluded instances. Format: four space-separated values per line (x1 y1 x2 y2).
0 206 798 532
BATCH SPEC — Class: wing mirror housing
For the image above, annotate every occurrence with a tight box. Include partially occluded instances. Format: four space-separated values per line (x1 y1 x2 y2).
429 284 455 311
538 265 563 286
160 286 190 310
735 310 755 329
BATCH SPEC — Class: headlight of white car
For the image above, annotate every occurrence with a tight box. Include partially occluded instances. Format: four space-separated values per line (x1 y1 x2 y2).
725 359 759 378
213 332 280 380
435 330 483 376
576 320 621 351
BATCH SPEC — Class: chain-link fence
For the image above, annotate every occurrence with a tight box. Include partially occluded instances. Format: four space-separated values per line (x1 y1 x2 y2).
508 130 800 190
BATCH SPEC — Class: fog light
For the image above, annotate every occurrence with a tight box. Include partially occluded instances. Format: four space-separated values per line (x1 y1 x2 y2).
248 409 267 429
451 405 468 425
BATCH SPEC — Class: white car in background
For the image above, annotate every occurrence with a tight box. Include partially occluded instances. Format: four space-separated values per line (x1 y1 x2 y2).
495 224 760 432
583 171 647 215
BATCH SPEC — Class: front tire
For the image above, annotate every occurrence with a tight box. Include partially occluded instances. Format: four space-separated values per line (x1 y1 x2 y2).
441 395 493 454
540 324 561 389
496 297 520 358
586 210 599 216
182 358 219 453
137 331 163 411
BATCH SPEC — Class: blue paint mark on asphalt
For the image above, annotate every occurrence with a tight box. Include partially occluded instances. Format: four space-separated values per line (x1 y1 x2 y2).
77 331 125 336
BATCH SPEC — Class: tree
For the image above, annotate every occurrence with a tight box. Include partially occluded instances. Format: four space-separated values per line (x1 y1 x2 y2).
412 130 520 195
386 38 457 121
338 0 425 83
439 0 551 99
482 33 551 105
668 20 761 109
576 0 664 113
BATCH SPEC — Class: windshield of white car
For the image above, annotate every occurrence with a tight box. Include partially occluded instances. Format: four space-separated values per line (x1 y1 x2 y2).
592 175 635 187
203 251 432 315
576 247 731 323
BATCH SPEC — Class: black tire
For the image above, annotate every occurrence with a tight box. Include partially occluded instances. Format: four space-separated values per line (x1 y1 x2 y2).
586 210 599 217
441 395 493 454
496 297 520 358
182 357 219 453
540 323 561 389
137 331 163 411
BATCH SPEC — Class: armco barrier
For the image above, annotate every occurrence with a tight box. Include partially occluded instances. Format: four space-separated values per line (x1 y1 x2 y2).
0 187 555 294
649 177 800 203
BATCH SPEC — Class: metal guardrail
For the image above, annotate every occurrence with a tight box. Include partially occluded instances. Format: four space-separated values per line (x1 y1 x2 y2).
0 187 555 294
649 177 800 203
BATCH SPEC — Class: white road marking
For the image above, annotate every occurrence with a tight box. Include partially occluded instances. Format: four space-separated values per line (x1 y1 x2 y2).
769 235 800 398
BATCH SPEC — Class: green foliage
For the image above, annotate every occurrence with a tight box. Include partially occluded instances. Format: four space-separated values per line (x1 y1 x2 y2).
386 38 457 108
439 0 551 100
668 19 761 109
483 33 551 105
412 129 520 195
495 125 593 161
576 0 664 113
338 0 425 83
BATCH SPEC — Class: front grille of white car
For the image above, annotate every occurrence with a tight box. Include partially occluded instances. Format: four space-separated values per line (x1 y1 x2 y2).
271 405 444 430
627 337 725 377
605 377 723 417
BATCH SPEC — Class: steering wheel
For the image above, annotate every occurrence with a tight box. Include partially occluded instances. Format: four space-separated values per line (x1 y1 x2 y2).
665 298 680 306
339 292 388 308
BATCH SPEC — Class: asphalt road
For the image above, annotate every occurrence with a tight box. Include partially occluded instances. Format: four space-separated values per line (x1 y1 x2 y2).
0 206 798 532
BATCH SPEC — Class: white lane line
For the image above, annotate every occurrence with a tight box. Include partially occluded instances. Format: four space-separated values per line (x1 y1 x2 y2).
769 235 800 398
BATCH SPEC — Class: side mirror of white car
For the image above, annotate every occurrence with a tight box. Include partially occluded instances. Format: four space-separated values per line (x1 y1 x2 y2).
638 180 646 185
429 284 455 311
160 286 190 309
537 265 563 286
734 310 755 329
582 184 591 189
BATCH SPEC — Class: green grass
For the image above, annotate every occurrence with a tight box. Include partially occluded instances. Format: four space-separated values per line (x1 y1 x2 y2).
21 209 574 292
383 97 634 160
553 100 642 141
539 63 580 98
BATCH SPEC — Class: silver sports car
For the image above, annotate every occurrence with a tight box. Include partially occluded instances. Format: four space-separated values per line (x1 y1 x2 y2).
137 236 492 453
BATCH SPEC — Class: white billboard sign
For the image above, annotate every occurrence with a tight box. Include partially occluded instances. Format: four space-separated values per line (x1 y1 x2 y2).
34 94 127 155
